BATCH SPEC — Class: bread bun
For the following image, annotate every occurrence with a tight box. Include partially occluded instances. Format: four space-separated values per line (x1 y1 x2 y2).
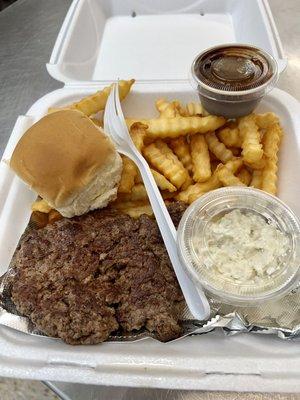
10 109 122 217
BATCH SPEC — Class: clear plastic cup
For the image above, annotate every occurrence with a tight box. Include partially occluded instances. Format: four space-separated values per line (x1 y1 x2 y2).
177 187 300 306
190 44 279 118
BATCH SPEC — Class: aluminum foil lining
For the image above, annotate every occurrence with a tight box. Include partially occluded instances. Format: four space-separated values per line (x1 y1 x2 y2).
0 216 299 343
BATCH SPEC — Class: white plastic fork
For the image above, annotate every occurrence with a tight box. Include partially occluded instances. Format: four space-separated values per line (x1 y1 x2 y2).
104 83 210 320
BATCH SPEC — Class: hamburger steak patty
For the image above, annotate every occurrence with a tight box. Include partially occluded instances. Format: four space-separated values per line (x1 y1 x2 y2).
10 202 187 344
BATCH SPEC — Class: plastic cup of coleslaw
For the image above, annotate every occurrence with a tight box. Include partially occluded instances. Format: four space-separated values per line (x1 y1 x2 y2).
177 187 300 306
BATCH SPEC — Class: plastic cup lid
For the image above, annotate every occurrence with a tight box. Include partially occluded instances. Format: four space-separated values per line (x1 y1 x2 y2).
191 44 279 97
177 187 300 305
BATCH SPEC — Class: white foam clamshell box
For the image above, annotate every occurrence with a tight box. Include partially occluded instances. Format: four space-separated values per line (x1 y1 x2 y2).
0 0 299 393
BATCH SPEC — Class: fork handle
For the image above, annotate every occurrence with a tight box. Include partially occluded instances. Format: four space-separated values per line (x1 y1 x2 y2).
129 153 210 321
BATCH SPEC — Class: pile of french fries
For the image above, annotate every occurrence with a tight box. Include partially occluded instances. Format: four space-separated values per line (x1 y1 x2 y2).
112 98 283 217
32 79 283 220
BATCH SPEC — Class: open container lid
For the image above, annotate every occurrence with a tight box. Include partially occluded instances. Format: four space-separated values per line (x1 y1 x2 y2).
0 0 299 392
47 0 287 85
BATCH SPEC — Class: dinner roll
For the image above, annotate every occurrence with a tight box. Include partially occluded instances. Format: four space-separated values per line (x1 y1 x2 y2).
10 109 122 217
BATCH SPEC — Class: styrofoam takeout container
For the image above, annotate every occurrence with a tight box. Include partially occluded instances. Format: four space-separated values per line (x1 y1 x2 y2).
0 0 299 393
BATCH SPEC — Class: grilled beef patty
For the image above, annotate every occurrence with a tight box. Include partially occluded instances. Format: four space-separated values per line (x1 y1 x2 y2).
10 202 187 344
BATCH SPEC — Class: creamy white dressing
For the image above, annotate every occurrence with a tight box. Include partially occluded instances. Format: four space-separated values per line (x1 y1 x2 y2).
202 209 289 285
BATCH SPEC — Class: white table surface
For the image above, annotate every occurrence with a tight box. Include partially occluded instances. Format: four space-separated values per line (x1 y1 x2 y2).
0 0 299 399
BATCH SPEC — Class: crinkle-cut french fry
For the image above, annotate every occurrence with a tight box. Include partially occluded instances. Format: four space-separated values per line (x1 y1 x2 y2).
216 161 245 187
161 190 177 200
124 204 153 218
175 182 202 203
202 108 210 117
169 136 193 173
258 128 265 143
69 79 135 116
186 102 210 117
126 118 147 129
188 174 221 204
262 122 282 159
48 209 63 224
236 168 252 186
175 102 188 117
156 99 178 118
261 159 278 195
223 157 244 173
117 183 148 202
211 160 221 173
156 98 168 113
118 156 138 193
250 169 263 189
181 174 194 191
186 102 205 116
30 211 49 229
255 113 279 130
173 100 181 110
31 199 53 213
218 127 242 147
111 200 153 218
130 122 147 152
227 120 239 129
213 157 244 189
205 132 234 163
239 114 263 164
150 169 177 192
143 140 188 189
190 134 211 182
228 147 241 156
176 173 220 204
217 166 246 187
260 122 282 195
111 198 144 208
144 116 226 140
244 157 266 170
